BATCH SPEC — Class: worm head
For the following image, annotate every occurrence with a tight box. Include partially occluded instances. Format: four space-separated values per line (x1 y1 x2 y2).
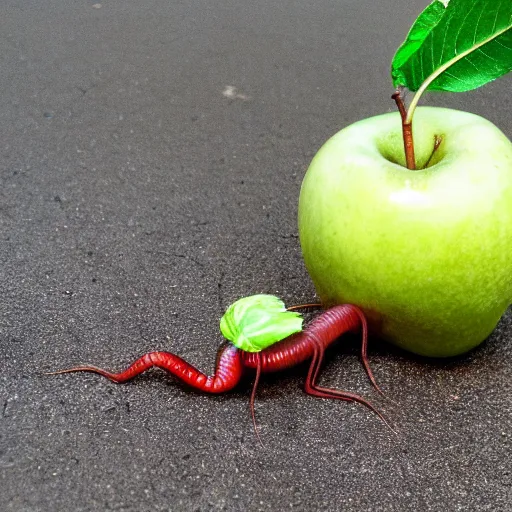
220 294 303 352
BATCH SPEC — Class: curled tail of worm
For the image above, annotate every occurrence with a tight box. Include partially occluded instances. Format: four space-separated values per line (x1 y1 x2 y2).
46 344 244 394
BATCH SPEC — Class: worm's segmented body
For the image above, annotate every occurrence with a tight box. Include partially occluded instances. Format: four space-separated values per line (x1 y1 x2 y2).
48 304 391 431
242 304 363 372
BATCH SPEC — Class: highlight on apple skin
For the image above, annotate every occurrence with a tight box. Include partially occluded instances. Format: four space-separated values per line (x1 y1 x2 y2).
298 107 512 357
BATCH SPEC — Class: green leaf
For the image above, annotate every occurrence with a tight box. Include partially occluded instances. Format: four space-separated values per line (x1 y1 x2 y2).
220 295 303 353
391 0 512 93
392 0 448 74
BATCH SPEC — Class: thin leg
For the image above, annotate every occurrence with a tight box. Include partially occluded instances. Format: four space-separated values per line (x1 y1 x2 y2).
304 343 351 403
352 307 385 396
249 352 264 445
286 303 322 312
304 343 397 434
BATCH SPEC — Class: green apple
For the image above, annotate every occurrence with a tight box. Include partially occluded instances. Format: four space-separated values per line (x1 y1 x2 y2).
298 107 512 357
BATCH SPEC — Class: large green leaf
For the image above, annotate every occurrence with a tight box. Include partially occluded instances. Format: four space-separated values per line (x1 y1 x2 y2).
392 0 512 93
220 295 303 352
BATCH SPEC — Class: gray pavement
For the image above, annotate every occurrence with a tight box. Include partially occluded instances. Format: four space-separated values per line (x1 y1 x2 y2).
1 1 512 511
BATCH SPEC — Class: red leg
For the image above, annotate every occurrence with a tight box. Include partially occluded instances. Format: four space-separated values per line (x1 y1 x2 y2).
304 343 358 404
249 352 264 444
304 343 396 433
352 306 385 396
46 344 244 394
245 305 384 398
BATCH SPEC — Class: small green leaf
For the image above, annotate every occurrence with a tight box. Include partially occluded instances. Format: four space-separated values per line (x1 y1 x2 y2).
392 0 512 93
220 295 303 352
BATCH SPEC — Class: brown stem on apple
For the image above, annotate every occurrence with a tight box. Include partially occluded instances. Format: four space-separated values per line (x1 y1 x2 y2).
392 88 416 170
423 135 443 169
392 88 407 121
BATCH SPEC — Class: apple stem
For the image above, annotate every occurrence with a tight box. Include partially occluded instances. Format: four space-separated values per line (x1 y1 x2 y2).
392 88 416 170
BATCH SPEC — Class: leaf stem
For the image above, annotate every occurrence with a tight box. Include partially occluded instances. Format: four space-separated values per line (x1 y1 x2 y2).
392 88 416 170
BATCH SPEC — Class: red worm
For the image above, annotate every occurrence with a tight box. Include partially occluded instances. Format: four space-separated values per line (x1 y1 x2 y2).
48 304 393 433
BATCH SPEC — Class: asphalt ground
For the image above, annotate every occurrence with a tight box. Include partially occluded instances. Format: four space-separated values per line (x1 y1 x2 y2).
1 1 512 511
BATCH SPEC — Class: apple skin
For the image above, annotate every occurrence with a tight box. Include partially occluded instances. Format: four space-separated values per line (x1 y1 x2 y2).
298 107 512 357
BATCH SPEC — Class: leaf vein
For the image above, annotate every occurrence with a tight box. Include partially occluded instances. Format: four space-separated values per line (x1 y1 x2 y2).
464 55 481 73
494 39 512 50
430 30 435 76
477 47 500 63
419 45 425 80
442 71 464 83
439 9 456 66
491 2 500 32
472 1 488 44
455 1 478 54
